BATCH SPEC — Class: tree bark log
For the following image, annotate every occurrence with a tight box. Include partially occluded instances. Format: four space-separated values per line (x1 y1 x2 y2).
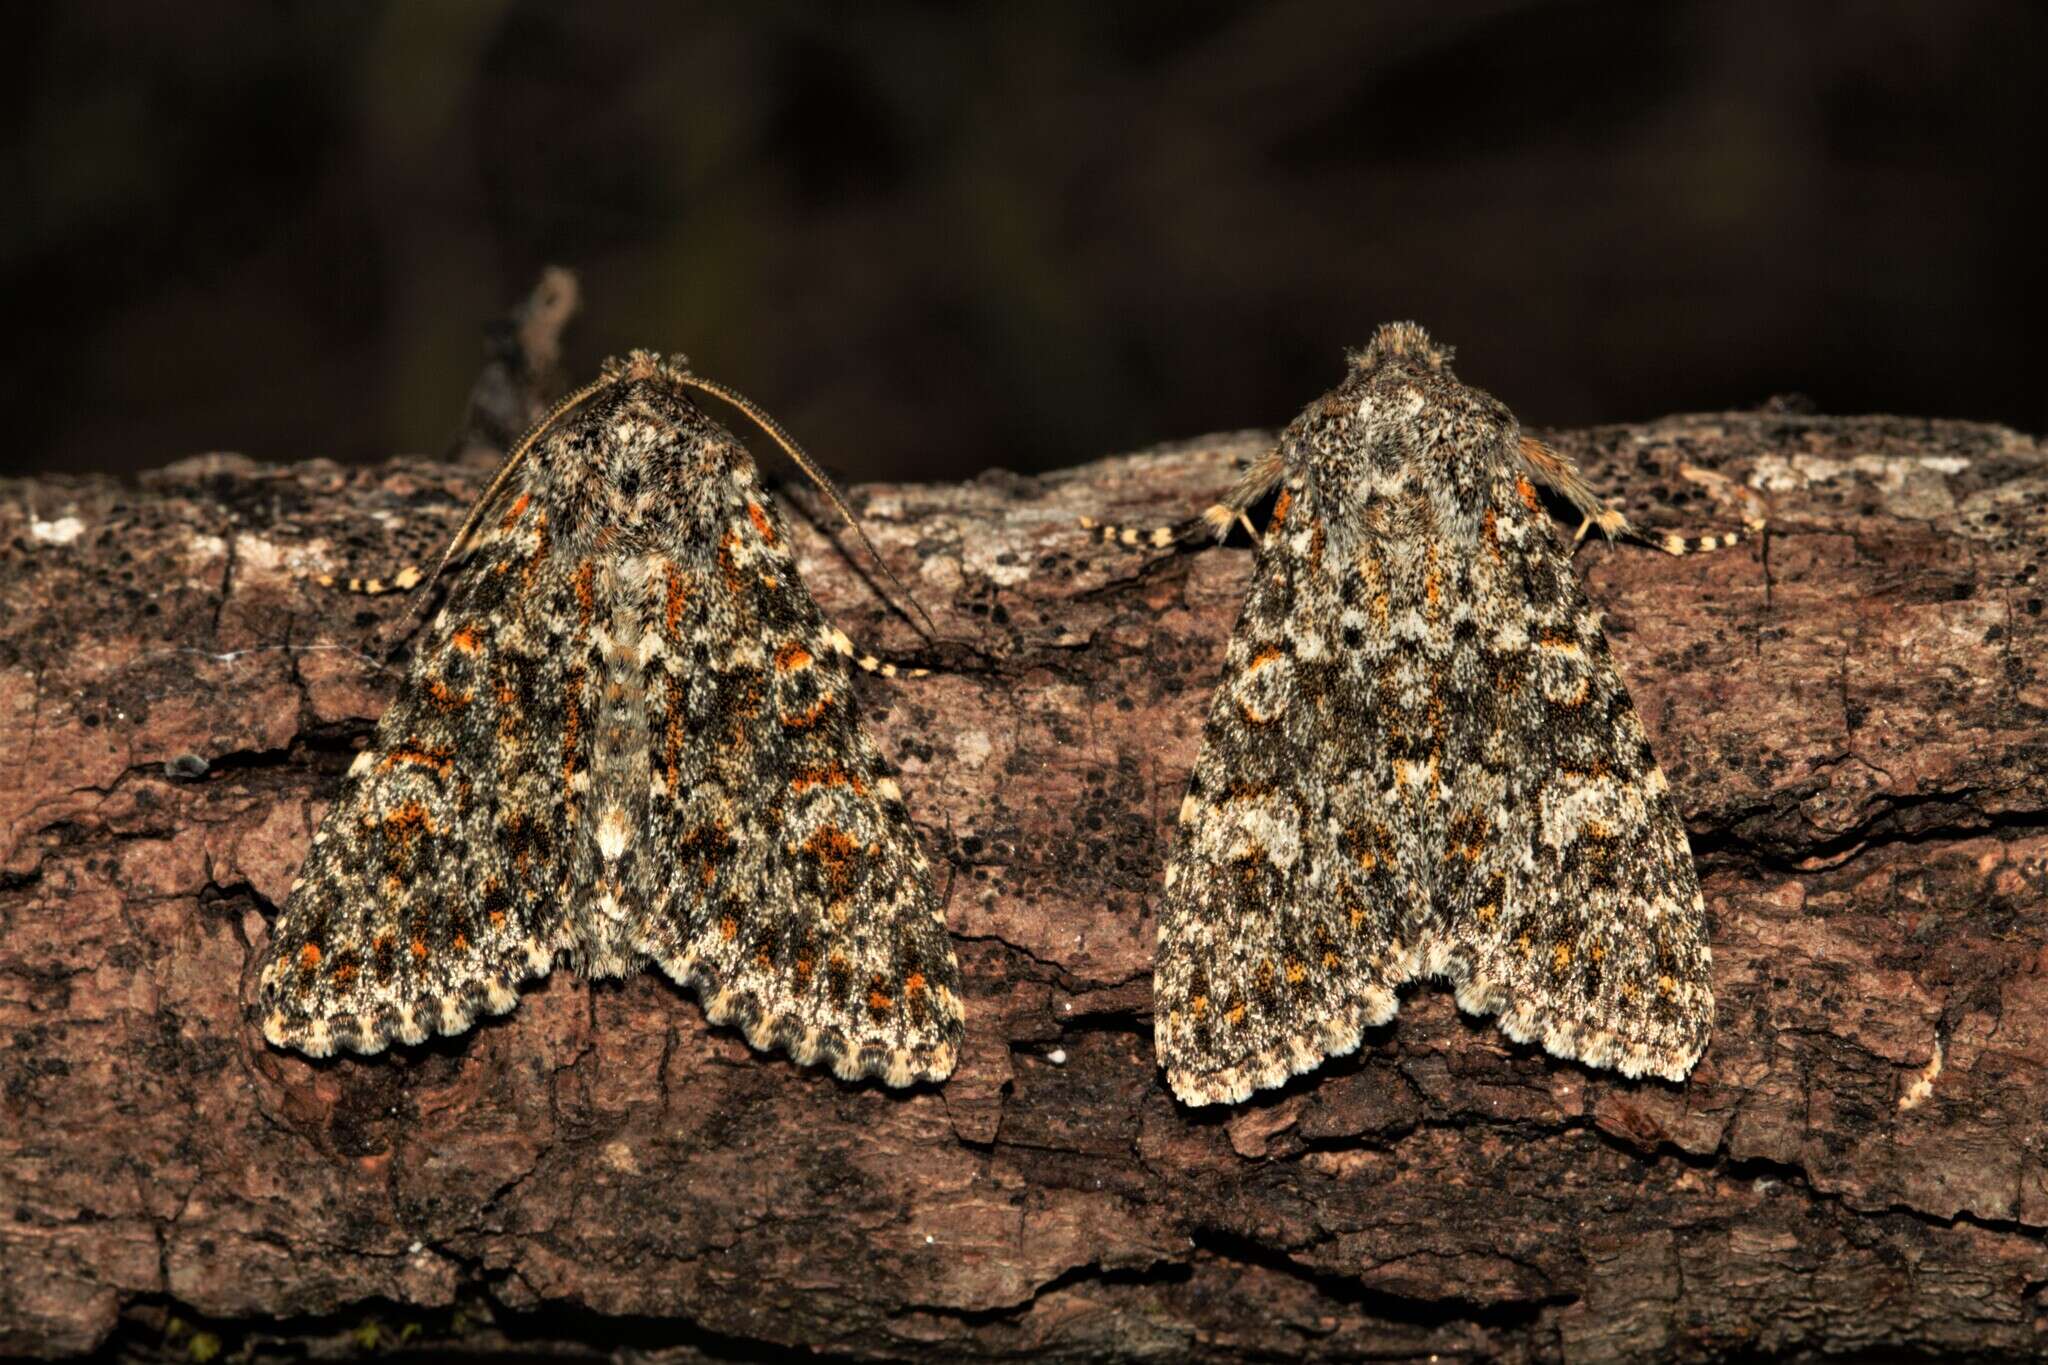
4 405 2047 1362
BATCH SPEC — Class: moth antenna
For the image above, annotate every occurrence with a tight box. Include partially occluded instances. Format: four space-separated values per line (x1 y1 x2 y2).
395 371 621 643
674 373 940 644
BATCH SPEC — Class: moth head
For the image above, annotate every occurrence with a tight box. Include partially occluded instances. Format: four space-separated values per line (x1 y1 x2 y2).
601 349 694 386
1349 322 1455 377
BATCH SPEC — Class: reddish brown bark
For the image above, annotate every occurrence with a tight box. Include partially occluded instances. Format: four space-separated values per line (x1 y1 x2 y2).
4 405 2047 1361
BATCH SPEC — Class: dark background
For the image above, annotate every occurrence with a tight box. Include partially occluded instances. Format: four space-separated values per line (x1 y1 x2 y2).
8 1 2043 484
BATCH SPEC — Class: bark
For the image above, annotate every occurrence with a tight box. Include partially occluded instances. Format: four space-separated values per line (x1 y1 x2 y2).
4 401 2047 1363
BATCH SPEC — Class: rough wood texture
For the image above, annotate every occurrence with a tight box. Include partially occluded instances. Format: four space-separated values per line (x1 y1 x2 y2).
5 406 2047 1362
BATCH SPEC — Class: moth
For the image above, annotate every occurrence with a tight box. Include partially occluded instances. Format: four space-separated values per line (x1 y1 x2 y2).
1153 323 1714 1106
256 352 964 1087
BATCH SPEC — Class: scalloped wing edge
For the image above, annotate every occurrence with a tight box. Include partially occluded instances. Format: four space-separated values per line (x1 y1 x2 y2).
257 940 557 1058
1160 931 1712 1106
652 952 962 1088
257 938 964 1087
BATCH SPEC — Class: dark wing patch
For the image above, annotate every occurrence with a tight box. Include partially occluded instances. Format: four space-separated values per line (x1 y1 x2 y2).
636 473 964 1086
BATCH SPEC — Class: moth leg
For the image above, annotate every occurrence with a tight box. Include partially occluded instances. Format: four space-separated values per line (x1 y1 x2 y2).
1077 515 1190 550
820 624 930 679
1080 442 1288 550
1519 436 1631 544
1660 462 1772 553
1221 508 1260 543
1639 524 1757 556
1519 436 1764 557
312 563 426 596
1201 444 1287 542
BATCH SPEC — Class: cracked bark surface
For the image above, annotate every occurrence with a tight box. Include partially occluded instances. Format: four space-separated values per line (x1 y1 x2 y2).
5 406 2048 1362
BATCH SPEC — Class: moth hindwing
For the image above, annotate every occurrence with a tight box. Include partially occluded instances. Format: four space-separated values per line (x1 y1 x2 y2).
1155 322 1712 1106
257 350 964 1087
